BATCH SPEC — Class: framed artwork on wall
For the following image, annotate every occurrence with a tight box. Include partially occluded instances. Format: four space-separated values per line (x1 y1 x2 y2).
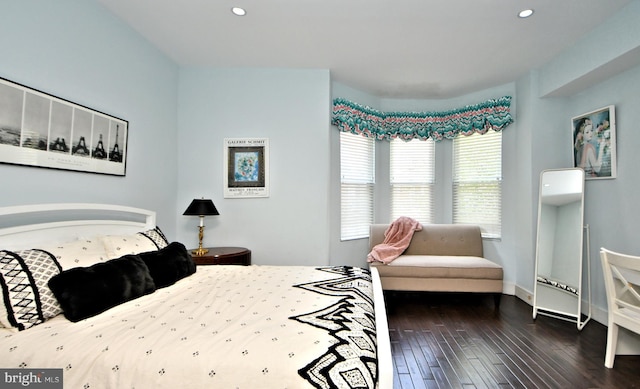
0 77 128 176
572 105 616 180
223 138 269 198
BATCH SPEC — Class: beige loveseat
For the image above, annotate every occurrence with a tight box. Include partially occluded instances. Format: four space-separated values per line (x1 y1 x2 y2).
369 223 504 307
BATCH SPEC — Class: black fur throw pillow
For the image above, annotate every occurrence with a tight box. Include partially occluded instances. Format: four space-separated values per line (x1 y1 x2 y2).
48 255 156 322
138 242 196 288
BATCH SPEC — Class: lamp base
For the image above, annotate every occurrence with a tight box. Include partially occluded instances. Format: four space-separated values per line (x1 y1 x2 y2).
191 225 209 257
192 247 209 257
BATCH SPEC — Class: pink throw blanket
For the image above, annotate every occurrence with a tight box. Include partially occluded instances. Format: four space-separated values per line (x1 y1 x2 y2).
367 217 422 264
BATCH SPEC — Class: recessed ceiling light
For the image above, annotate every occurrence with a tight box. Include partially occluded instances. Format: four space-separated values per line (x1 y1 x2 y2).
232 7 246 16
518 9 534 18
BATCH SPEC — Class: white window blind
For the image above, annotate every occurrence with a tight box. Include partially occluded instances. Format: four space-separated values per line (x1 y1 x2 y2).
340 132 375 240
390 138 435 224
452 131 502 238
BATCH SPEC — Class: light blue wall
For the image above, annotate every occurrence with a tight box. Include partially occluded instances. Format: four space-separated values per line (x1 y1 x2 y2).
2 0 639 325
328 83 382 267
539 1 640 98
329 82 522 294
522 1 640 324
0 0 180 237
569 64 640 308
329 1 640 323
516 72 571 299
176 68 332 265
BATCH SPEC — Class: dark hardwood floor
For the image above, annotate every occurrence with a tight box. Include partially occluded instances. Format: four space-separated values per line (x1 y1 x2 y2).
384 291 640 389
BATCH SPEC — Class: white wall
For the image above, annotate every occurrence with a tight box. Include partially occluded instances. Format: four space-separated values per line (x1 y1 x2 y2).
0 0 180 237
176 68 332 265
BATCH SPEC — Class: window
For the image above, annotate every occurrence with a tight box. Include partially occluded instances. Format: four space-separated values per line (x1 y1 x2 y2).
390 138 435 224
340 132 375 240
452 131 502 238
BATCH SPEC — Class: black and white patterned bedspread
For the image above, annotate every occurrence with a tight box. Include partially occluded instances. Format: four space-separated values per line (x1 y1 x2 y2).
291 266 377 388
0 265 377 389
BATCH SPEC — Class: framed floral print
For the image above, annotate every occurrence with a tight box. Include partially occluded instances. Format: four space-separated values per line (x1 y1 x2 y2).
223 138 269 198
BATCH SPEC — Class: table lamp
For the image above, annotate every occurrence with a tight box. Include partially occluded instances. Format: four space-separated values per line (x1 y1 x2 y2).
183 198 219 256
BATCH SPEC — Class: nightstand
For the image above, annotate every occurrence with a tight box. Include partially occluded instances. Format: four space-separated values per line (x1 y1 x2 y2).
191 247 251 266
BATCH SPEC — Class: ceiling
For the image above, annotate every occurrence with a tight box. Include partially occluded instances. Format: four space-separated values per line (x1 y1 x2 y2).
97 0 632 99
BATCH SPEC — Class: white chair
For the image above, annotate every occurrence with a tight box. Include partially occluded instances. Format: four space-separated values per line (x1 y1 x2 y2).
600 248 640 368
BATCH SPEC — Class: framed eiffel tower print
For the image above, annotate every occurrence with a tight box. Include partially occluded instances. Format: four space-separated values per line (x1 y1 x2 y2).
0 77 128 176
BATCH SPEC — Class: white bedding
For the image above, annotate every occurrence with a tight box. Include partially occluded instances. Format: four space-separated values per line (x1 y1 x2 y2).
0 265 378 388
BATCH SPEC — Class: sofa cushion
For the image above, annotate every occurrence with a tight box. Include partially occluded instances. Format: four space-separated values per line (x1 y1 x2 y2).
369 224 484 257
370 255 503 280
404 225 484 256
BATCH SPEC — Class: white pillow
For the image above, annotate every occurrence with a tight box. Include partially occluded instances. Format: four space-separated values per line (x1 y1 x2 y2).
39 237 110 270
100 227 169 259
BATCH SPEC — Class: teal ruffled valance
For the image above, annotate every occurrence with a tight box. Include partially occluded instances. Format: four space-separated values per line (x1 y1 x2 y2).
332 96 514 141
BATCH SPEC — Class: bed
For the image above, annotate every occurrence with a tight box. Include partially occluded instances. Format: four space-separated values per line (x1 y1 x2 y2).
0 203 392 388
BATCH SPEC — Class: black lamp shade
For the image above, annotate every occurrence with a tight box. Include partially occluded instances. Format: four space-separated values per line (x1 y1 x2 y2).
183 199 219 216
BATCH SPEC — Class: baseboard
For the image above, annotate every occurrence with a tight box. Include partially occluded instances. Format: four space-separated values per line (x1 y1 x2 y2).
514 284 534 306
501 281 517 296
514 284 608 326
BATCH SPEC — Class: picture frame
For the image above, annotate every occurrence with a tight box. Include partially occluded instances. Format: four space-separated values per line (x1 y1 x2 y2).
571 105 616 180
223 138 269 198
0 77 128 176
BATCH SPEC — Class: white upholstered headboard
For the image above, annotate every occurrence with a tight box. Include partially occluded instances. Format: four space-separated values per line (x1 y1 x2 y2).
0 203 156 250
